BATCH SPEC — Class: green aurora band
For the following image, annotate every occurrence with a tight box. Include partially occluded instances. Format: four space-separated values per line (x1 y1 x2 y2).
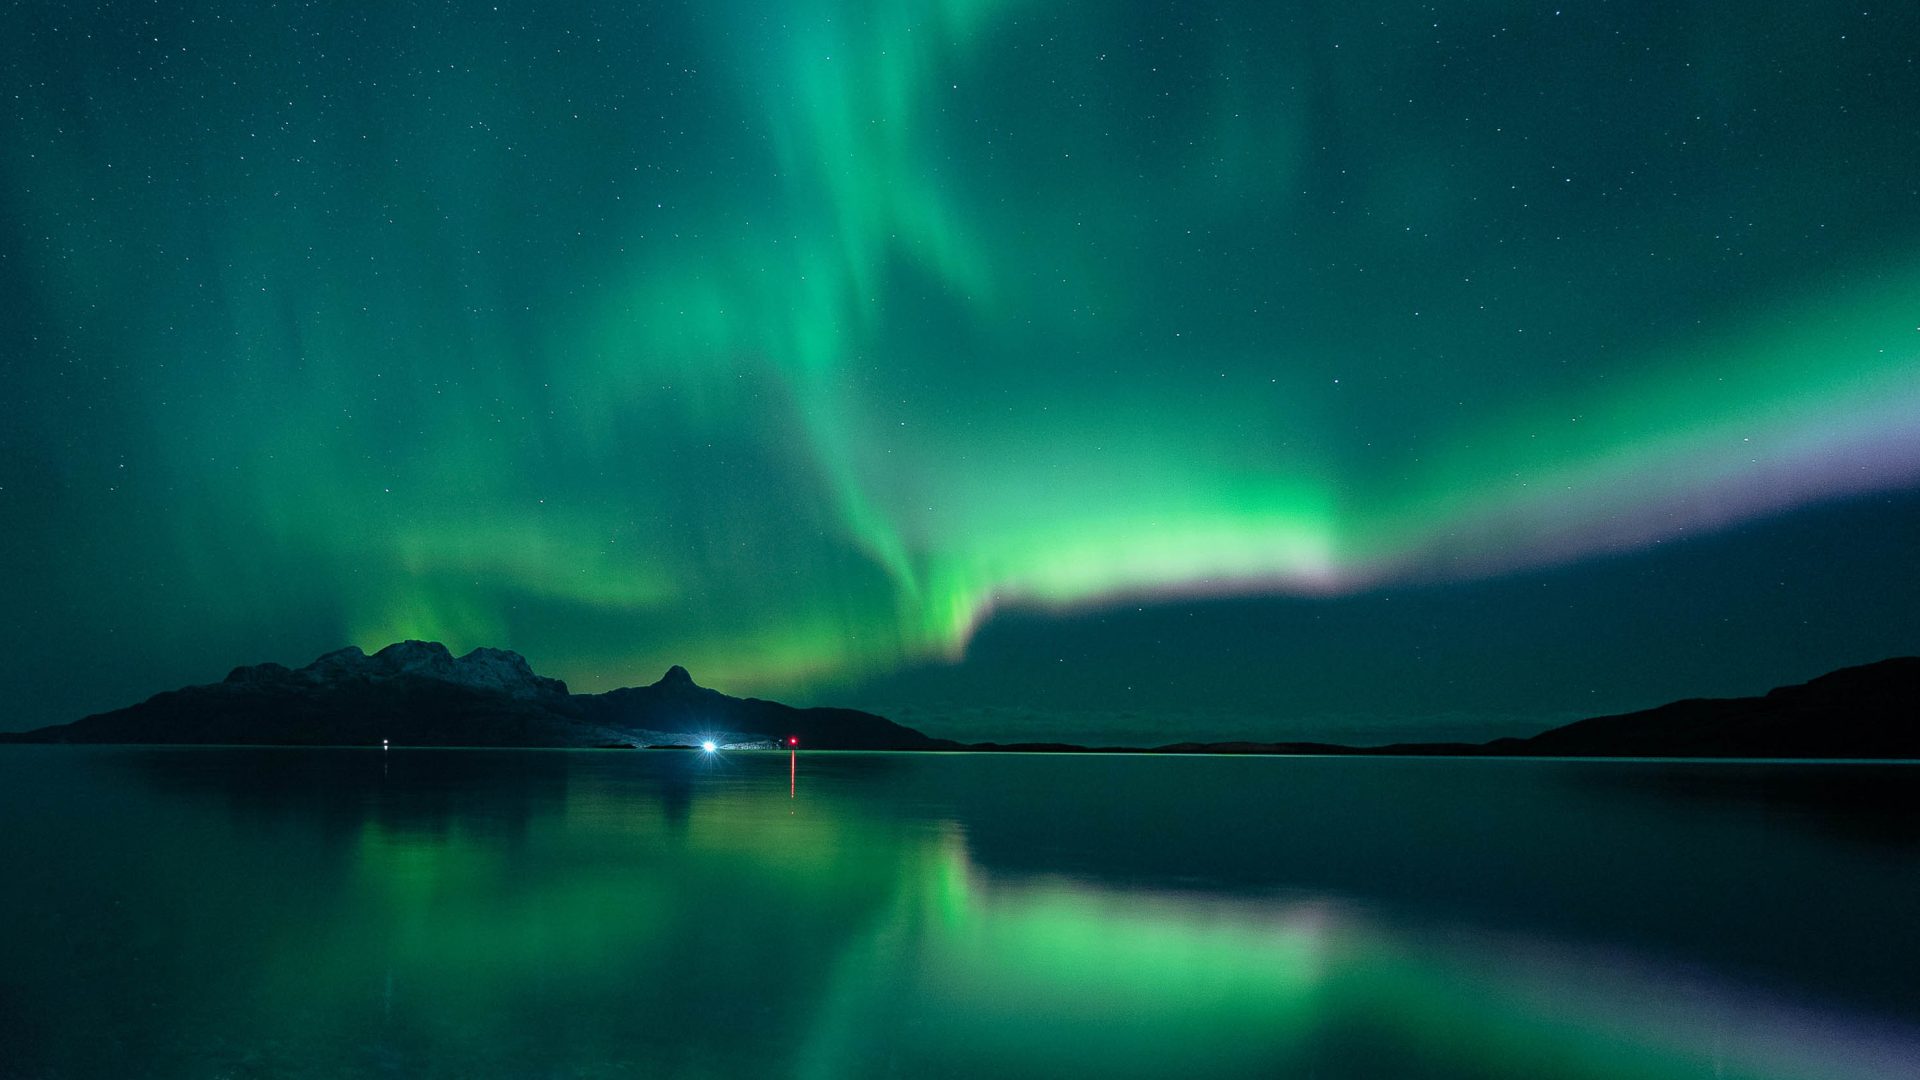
4 0 1917 699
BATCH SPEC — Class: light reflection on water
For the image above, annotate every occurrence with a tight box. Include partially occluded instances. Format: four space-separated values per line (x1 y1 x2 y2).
0 747 1916 1079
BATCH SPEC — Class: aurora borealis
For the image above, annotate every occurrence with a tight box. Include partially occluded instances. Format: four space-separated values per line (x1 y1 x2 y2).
3 0 1918 739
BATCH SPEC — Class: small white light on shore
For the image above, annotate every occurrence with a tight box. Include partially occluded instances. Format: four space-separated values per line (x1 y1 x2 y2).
701 740 717 753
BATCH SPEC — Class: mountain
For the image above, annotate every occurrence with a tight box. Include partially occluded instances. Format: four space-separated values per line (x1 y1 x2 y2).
4 648 1912 758
967 658 1920 759
575 664 939 749
1479 656 1920 759
0 641 953 750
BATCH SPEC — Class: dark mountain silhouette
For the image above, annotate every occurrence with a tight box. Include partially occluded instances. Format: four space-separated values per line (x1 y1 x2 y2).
574 662 954 750
967 658 1920 759
1477 656 1920 759
0 641 953 750
3 648 1912 758
960 657 1920 757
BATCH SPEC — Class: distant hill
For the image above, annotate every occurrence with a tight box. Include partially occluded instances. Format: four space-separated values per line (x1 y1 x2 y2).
0 641 954 751
960 653 1920 753
1477 656 1920 759
966 658 1920 760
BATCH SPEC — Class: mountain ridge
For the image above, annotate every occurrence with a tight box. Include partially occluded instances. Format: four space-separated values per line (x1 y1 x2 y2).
1121 657 1918 759
2 648 1914 758
1 641 954 750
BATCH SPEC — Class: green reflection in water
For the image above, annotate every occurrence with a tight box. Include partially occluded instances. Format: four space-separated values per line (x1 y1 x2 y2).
4 749 1914 1079
280 764 1896 1079
792 829 1883 1080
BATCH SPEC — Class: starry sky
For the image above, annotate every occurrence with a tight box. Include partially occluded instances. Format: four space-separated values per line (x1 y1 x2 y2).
3 0 1917 742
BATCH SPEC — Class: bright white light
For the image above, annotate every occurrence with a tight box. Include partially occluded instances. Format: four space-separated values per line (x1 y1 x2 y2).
701 741 717 753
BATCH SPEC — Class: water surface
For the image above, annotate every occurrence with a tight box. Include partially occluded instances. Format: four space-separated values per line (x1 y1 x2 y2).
1 747 1916 1078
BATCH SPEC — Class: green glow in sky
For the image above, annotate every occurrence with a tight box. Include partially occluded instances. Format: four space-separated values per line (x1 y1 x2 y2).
3 0 1917 730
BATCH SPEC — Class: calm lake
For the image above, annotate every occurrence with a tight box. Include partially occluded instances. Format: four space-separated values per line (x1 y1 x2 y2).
1 747 1916 1079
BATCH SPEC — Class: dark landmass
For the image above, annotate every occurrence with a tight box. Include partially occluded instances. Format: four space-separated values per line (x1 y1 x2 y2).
1117 657 1918 759
1473 656 1920 759
0 641 955 751
2 647 1913 759
889 658 1920 759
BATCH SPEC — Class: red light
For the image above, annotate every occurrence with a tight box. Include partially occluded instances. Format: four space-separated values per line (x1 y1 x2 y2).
789 737 799 746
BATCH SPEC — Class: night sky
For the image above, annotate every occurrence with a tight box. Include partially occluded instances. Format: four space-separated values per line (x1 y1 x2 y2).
3 1 1917 742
